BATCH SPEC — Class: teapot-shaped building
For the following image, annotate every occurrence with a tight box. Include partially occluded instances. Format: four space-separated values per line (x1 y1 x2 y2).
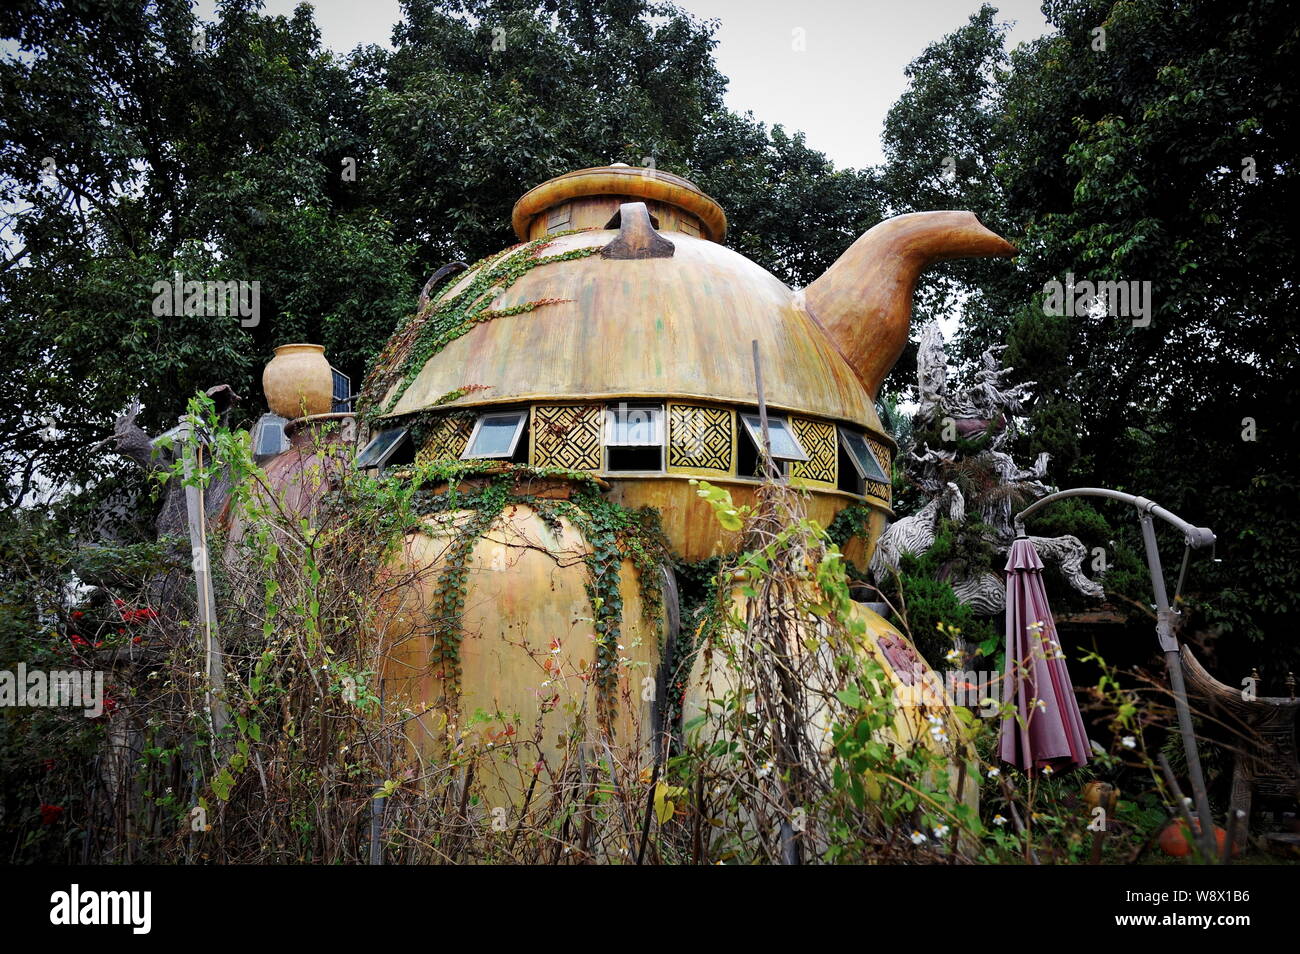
271 164 1015 803
359 164 1013 563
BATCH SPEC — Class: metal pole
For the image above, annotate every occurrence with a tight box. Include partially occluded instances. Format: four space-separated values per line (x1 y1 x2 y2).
369 788 385 865
752 340 777 481
1139 513 1216 860
1015 487 1215 550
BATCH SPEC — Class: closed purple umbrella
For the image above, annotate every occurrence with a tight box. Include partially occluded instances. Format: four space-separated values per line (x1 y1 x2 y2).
998 536 1091 772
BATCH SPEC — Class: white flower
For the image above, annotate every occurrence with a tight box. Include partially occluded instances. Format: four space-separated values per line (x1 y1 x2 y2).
945 648 962 664
910 830 927 845
756 760 774 779
992 814 1008 827
1041 764 1054 777
987 767 1001 779
926 714 944 726
1121 735 1137 750
933 824 950 838
1034 698 1048 711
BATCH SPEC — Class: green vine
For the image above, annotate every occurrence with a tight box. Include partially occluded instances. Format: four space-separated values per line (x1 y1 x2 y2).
827 502 876 557
388 460 669 720
361 231 599 419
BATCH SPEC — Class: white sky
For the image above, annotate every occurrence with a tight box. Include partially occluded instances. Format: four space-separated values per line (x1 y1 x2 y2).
195 0 1052 169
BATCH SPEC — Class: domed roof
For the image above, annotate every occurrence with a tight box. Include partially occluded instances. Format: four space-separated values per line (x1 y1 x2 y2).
380 227 881 431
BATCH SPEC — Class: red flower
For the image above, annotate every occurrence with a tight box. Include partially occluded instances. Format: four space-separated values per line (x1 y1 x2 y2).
40 804 63 825
71 611 84 620
42 758 55 772
69 634 89 647
132 636 142 645
117 606 158 624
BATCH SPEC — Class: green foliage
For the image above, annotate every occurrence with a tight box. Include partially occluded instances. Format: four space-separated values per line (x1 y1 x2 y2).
362 232 598 416
0 507 174 861
672 479 993 862
386 458 671 714
826 502 875 554
880 0 1300 671
0 0 416 498
889 564 998 668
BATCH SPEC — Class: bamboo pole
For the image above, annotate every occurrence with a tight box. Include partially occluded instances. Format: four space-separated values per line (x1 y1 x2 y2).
181 424 228 748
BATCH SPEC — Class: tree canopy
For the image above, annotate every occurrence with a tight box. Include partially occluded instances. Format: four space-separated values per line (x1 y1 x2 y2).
879 0 1299 666
2 0 1296 671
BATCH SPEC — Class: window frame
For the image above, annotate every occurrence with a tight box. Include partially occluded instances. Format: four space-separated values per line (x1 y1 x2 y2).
605 403 665 447
461 410 528 460
738 412 809 463
839 428 890 484
356 427 411 470
603 403 665 472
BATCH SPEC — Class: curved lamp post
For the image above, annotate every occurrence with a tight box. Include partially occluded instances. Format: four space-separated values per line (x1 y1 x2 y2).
1014 488 1219 860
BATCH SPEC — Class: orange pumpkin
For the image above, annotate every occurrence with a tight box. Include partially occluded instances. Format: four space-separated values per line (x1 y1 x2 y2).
1158 817 1237 857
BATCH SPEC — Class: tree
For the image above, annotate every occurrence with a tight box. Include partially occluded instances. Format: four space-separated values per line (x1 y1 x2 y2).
878 0 1300 668
0 0 414 503
1 0 883 517
366 0 881 286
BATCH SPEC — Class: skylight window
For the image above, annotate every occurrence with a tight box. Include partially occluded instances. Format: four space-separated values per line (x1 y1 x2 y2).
251 413 289 460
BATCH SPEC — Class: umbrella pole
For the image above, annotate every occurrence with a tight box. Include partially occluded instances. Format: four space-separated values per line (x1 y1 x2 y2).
1139 513 1217 861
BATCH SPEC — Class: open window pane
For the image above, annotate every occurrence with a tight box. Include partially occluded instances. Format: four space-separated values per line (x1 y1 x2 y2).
739 413 808 462
605 404 663 446
463 412 527 459
839 429 889 483
356 427 409 469
251 413 289 459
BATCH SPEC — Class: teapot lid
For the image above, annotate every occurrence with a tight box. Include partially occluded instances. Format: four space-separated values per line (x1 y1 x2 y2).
512 164 727 242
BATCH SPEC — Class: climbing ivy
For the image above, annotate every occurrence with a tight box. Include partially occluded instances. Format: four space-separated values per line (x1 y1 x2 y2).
361 231 600 419
394 460 670 719
827 502 876 560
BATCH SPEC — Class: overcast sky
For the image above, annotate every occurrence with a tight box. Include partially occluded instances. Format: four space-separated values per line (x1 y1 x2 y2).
195 0 1052 169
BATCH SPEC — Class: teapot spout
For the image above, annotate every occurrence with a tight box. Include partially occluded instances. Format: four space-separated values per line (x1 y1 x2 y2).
804 211 1015 399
